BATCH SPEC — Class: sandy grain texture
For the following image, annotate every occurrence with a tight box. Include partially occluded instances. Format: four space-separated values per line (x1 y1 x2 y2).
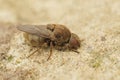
0 0 120 80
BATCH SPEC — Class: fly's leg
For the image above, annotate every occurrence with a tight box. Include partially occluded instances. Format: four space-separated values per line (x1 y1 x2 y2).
47 41 53 61
27 48 41 58
71 49 79 54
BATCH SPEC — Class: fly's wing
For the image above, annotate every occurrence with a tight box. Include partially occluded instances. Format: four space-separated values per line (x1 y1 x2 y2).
17 25 51 38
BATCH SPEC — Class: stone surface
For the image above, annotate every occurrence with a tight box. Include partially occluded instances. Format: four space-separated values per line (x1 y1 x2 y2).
0 0 120 80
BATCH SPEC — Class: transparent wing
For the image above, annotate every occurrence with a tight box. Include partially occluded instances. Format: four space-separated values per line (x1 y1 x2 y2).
17 25 51 38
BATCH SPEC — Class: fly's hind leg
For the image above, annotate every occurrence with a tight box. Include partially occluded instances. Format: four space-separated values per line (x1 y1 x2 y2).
27 48 41 58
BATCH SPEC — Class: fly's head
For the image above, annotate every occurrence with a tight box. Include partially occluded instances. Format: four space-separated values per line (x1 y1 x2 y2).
68 33 80 50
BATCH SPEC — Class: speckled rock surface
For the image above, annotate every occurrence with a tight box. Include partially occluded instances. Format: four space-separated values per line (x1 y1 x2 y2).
0 0 120 80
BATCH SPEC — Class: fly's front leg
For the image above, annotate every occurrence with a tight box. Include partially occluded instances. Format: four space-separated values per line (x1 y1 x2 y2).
54 44 69 51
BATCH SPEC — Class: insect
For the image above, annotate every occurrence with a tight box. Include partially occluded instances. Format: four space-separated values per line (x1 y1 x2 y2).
17 24 80 60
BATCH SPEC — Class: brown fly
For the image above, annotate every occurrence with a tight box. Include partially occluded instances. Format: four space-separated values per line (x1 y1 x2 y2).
17 24 81 60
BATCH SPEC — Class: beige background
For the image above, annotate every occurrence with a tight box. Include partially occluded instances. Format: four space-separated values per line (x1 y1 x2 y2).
0 0 120 80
